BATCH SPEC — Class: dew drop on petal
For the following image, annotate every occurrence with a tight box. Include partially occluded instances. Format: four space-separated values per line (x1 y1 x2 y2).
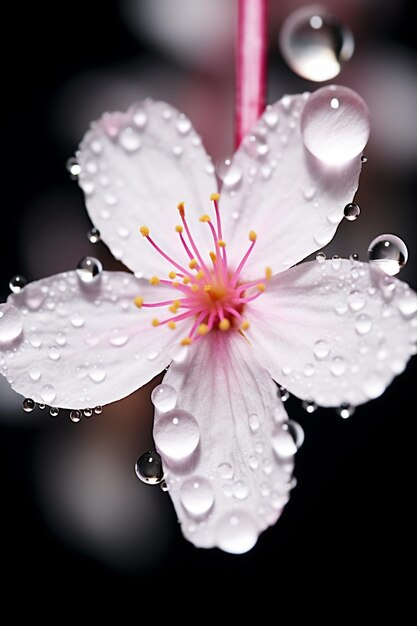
355 314 373 335
215 511 258 554
221 161 243 189
22 398 35 413
87 227 101 244
69 410 81 423
83 408 93 418
180 477 214 516
302 399 317 413
1 304 23 347
49 407 59 418
248 413 260 433
397 291 417 317
316 252 326 264
170 343 188 364
88 366 106 383
278 385 290 402
263 106 279 128
70 312 85 328
217 462 234 480
313 339 330 360
363 374 385 399
331 356 346 377
41 384 56 404
29 366 41 382
368 234 408 276
132 106 148 129
176 114 192 135
154 410 200 461
279 6 354 82
135 450 164 485
344 202 361 221
119 127 142 152
108 329 129 347
66 157 81 177
234 480 249 500
284 420 305 450
151 383 177 412
76 256 103 284
348 290 366 312
337 403 355 419
94 405 103 415
48 346 61 361
9 275 27 293
272 425 298 458
301 85 370 165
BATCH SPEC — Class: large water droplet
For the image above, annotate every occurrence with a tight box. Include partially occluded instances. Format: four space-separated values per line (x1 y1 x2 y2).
22 398 35 413
348 290 366 312
215 511 258 554
279 6 354 82
119 127 142 152
344 203 360 221
76 256 103 284
87 227 101 244
363 374 385 399
272 425 297 458
0 304 23 344
135 450 164 485
9 275 27 293
221 161 243 189
301 85 369 165
180 477 214 516
234 480 249 500
151 383 177 412
368 234 408 276
109 329 129 347
154 409 200 461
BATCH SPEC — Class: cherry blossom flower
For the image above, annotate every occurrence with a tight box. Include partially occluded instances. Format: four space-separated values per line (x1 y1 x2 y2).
1 94 416 554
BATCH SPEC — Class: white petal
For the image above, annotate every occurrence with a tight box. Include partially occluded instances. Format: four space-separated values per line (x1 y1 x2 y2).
247 259 417 407
77 100 217 277
0 271 189 409
154 331 296 553
220 94 362 279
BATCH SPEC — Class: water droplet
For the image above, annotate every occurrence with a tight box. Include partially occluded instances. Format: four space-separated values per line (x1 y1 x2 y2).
313 339 330 360
109 329 129 347
79 179 95 195
69 410 81 423
263 106 279 128
9 275 27 293
303 186 316 200
154 410 200 461
248 413 260 433
180 477 214 516
397 291 417 317
283 420 305 449
301 86 369 165
172 145 184 158
368 234 408 276
0 304 23 344
331 255 342 271
151 383 177 412
220 160 243 189
316 252 326 264
29 366 41 382
70 312 85 328
87 227 101 244
135 450 164 485
176 114 192 135
76 256 103 284
215 511 258 554
249 456 259 470
48 346 61 361
361 154 368 164
350 253 359 263
41 384 56 404
55 333 66 347
348 290 366 312
344 203 360 221
88 366 106 383
302 399 317 413
83 408 93 417
30 336 42 348
331 356 346 377
234 480 249 500
337 403 355 419
119 126 142 152
303 363 315 377
278 386 290 402
132 106 148 129
22 398 35 413
160 480 169 492
49 407 59 417
66 156 81 177
279 6 354 81
170 343 188 364
94 405 103 415
38 403 45 410
218 462 234 480
355 314 372 335
272 424 298 458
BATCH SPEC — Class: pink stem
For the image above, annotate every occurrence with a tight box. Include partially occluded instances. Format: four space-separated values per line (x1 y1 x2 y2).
235 0 267 147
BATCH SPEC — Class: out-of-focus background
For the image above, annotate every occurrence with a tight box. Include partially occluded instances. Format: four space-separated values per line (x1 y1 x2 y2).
1 0 416 597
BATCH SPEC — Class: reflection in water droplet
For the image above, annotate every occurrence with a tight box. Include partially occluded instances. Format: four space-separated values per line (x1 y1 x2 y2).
348 290 366 312
216 511 258 554
344 203 360 221
83 408 93 417
180 477 214 516
22 398 35 413
301 86 369 165
316 252 326 264
279 6 354 81
368 234 408 276
220 160 243 189
154 410 200 461
66 157 81 177
278 386 290 402
135 450 164 484
9 275 27 293
0 304 23 344
119 127 142 152
151 383 177 412
87 228 101 244
49 407 59 418
69 410 81 423
302 399 317 413
337 403 355 419
48 346 61 361
218 462 234 480
70 312 85 328
76 256 103 284
272 425 297 458
284 420 305 450
94 405 103 415
176 114 192 135
313 339 330 360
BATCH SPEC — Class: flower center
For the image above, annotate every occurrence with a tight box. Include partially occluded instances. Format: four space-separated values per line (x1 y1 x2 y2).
135 193 270 345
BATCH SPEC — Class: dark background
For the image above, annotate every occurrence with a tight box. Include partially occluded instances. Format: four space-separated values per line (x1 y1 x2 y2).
1 0 415 599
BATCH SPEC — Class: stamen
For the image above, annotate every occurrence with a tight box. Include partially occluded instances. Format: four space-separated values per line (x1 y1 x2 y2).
189 259 198 269
241 320 250 330
134 296 144 308
265 266 272 280
198 323 209 335
149 276 160 285
152 318 160 327
181 337 192 346
168 321 177 330
169 271 177 279
219 319 231 331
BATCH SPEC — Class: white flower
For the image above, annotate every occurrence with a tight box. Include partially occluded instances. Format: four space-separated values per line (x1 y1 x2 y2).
0 95 415 554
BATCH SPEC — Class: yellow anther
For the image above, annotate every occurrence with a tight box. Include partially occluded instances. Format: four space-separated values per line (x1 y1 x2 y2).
209 251 217 263
191 284 199 292
168 321 177 330
195 270 204 280
177 202 185 217
218 240 226 248
181 337 192 346
265 267 272 281
189 259 198 269
140 226 150 237
241 320 250 331
198 324 209 336
182 276 191 285
168 271 177 279
175 225 184 233
151 318 160 327
210 192 220 201
134 296 144 308
249 230 257 242
149 276 160 285
172 281 180 287
199 214 211 223
257 283 266 292
204 285 212 292
173 300 181 308
169 304 179 313
219 318 231 331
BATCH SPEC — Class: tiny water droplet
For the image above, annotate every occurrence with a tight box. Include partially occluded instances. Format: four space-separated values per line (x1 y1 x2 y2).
248 413 260 433
234 480 249 500
48 346 61 361
119 127 142 152
170 343 188 364
9 275 27 293
215 511 258 554
38 403 45 410
348 290 366 312
218 462 234 480
368 234 408 276
316 252 326 264
331 356 346 377
263 106 279 128
337 403 355 419
301 86 369 165
160 480 169 492
343 203 361 221
132 106 148 129
176 114 192 135
350 253 359 263
29 366 41 382
69 409 81 423
172 145 184 158
55 333 67 347
41 384 56 404
0 304 23 343
303 363 315 377
220 160 243 189
272 425 297 458
76 256 103 284
154 410 200 461
279 6 354 82
79 179 95 195
66 157 81 177
49 407 59 418
355 313 372 335
87 227 101 244
151 383 177 412
303 186 316 200
22 398 35 413
180 477 214 515
135 450 164 485
361 154 368 164
83 408 93 417
94 405 103 415
397 291 417 317
278 385 290 402
70 312 85 328
313 339 330 360
302 399 317 413
109 329 129 347
147 349 160 361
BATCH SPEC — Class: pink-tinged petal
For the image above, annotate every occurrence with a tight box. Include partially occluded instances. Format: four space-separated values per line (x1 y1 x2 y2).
247 259 417 407
0 271 189 409
154 331 297 553
220 93 363 279
77 100 217 278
